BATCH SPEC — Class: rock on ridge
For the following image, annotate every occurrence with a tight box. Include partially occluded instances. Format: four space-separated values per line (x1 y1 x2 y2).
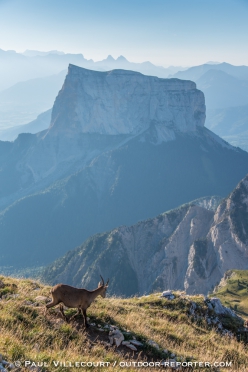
49 64 206 137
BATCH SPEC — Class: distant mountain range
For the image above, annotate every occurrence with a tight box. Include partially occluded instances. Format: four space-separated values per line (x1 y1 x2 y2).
0 49 185 92
0 71 65 130
196 69 248 109
41 171 248 297
0 109 52 141
0 66 248 272
172 62 248 81
171 63 248 151
205 105 248 151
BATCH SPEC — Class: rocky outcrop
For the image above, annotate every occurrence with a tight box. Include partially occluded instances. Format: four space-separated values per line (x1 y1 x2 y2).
0 354 14 371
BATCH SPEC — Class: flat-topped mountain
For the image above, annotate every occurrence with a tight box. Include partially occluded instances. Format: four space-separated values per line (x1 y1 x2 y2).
0 66 206 202
0 65 248 270
50 65 205 136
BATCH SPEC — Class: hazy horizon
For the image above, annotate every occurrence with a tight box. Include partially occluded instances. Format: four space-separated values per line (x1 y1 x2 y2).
0 0 248 67
1 48 248 69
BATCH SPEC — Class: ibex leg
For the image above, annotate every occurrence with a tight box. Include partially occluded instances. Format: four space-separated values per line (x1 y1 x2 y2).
83 309 89 328
70 307 82 320
59 304 68 321
46 299 59 310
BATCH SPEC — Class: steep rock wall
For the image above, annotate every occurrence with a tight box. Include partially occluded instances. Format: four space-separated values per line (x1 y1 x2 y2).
49 65 206 137
185 175 248 294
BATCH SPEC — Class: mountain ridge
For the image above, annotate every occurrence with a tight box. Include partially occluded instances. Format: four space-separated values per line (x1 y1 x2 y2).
172 62 248 81
41 174 248 296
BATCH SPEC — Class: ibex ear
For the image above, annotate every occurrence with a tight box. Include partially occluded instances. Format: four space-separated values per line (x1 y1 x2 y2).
106 278 109 286
98 282 101 288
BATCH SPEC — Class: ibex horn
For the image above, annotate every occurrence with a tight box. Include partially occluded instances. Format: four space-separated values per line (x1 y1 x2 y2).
100 275 104 286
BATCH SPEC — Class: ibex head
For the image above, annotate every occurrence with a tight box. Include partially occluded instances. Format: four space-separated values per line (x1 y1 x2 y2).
98 275 109 298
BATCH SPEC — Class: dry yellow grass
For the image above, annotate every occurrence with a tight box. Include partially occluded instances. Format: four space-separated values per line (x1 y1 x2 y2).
0 276 248 371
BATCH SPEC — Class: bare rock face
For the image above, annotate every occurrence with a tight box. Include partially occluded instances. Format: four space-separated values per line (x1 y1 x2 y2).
120 204 214 294
209 298 237 317
185 174 248 294
50 65 206 137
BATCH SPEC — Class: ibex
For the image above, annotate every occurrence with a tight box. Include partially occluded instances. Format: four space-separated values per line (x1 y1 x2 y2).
46 276 109 328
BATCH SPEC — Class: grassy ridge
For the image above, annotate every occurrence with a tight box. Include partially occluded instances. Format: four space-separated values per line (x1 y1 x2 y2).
213 270 248 318
0 276 248 371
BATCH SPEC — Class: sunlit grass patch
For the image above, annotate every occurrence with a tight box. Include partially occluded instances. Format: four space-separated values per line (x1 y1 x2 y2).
213 270 248 319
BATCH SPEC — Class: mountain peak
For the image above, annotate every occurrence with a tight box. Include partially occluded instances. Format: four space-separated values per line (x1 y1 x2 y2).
116 55 128 62
106 54 115 61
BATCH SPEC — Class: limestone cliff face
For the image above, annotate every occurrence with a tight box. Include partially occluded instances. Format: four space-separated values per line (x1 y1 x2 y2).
49 65 206 137
185 175 248 294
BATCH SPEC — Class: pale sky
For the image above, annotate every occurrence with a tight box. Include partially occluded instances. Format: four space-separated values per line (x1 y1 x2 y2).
0 0 248 67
